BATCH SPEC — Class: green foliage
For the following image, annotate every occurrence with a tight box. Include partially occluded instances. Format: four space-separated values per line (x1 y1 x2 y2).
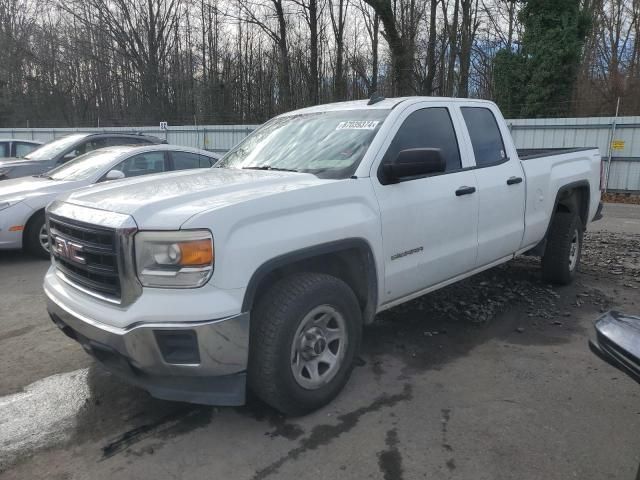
0 80 11 126
493 48 527 118
493 0 590 117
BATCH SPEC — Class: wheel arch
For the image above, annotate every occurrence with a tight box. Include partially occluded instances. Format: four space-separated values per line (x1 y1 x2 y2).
24 207 46 237
552 180 590 229
242 238 379 325
530 180 591 256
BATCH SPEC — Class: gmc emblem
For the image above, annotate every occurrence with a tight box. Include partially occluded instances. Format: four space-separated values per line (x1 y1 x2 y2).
52 236 86 264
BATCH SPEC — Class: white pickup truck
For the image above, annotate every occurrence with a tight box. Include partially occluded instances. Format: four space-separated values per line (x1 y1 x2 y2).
44 97 603 415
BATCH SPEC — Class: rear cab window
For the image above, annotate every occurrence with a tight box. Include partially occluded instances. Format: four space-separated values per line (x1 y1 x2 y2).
461 107 507 167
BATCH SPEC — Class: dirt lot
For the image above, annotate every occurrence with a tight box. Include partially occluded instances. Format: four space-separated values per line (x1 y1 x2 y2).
1 203 639 480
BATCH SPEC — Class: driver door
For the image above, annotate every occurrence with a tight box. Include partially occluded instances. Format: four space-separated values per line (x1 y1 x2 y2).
371 103 479 304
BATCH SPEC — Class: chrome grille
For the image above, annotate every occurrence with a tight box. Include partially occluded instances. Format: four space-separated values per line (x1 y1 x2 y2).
49 214 121 300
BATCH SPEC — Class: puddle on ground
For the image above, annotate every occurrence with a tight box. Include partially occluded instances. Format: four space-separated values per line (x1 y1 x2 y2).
0 368 90 468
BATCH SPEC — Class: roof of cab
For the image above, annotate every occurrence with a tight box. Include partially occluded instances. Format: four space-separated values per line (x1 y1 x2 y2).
280 96 497 116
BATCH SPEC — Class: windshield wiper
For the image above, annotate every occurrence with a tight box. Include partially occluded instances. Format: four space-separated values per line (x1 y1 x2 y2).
242 165 299 173
34 174 54 179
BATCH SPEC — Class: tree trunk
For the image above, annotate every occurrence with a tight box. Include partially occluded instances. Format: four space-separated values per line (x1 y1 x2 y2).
458 0 474 98
272 0 291 110
445 0 459 96
309 0 319 104
371 13 379 95
330 0 348 100
424 0 438 94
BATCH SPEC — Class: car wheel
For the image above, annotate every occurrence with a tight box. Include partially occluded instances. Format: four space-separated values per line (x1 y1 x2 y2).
25 212 50 259
542 211 583 285
248 272 362 416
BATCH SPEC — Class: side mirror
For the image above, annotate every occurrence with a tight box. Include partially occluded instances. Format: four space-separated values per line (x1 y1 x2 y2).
104 170 126 181
383 148 446 183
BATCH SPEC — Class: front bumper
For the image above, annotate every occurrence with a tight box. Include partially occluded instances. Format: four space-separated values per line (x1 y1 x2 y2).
46 290 250 406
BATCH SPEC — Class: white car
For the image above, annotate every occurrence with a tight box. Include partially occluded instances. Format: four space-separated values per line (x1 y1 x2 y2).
44 97 603 415
0 144 219 258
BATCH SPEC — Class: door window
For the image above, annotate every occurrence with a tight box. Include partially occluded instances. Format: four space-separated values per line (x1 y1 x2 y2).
113 152 167 177
383 107 461 175
0 142 8 157
106 136 145 146
84 138 108 152
61 138 107 162
172 151 213 170
15 142 38 157
461 107 507 167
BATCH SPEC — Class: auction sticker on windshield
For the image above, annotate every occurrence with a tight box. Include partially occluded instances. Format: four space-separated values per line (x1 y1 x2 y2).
336 121 379 130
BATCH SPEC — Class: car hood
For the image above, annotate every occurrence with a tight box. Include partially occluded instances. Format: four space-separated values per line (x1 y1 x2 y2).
0 157 51 168
0 176 84 206
62 168 333 229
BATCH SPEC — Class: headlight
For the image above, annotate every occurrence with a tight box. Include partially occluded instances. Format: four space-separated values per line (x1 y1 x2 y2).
0 168 11 177
135 230 214 288
0 198 24 211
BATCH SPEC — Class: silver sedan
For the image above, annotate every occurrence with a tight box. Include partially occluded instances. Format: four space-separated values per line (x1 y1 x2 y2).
0 144 220 258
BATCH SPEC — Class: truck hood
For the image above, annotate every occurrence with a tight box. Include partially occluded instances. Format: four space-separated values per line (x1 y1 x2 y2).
62 168 332 228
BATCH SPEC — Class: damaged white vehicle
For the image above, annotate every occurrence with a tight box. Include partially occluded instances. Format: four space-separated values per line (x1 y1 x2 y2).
44 97 602 415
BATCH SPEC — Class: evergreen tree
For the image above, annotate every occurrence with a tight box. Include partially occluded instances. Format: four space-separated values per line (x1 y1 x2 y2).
518 0 590 117
494 48 527 118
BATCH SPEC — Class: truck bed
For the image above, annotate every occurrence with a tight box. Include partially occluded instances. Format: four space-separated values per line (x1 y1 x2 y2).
518 146 601 249
517 147 598 160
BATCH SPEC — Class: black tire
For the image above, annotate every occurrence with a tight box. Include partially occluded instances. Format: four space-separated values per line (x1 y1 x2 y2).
248 272 362 416
24 211 50 259
541 211 583 285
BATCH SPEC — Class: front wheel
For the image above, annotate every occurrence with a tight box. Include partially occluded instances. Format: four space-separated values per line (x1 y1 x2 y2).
248 272 362 416
25 212 50 259
541 211 583 285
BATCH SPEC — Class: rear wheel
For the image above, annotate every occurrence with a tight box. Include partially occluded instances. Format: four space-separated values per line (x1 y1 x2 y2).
25 211 50 259
248 272 362 416
541 211 583 285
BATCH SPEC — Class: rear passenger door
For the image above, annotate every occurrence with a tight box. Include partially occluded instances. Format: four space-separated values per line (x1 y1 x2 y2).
459 106 526 267
372 103 479 303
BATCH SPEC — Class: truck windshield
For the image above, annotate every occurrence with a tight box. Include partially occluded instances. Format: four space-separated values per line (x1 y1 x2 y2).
216 110 389 179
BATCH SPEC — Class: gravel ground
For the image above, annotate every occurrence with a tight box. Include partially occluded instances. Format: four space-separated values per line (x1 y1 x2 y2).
1 207 639 480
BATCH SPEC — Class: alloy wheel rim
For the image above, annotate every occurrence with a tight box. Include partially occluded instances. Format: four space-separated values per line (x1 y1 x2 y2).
39 224 50 253
569 228 579 271
290 305 348 390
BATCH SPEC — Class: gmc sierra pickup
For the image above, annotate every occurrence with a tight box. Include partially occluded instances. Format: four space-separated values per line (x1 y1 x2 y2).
44 97 603 415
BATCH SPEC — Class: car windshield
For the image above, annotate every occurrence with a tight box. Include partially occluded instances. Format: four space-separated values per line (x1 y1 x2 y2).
216 109 389 179
46 149 120 181
24 134 87 161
